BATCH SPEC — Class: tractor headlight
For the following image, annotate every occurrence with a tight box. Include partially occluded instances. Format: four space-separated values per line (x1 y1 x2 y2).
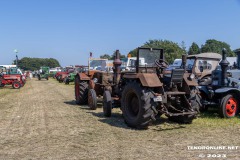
189 73 195 80
93 78 98 83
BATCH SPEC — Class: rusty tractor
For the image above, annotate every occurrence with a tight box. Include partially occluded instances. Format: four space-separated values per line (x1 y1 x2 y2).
79 48 202 129
74 58 110 109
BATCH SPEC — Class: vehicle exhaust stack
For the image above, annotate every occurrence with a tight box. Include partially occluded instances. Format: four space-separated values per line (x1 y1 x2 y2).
219 48 229 86
113 50 122 93
182 54 187 70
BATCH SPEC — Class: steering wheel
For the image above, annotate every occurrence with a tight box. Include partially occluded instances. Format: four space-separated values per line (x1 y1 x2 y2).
155 59 169 69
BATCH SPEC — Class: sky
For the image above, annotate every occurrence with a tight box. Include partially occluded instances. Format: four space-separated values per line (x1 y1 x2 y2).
0 0 239 66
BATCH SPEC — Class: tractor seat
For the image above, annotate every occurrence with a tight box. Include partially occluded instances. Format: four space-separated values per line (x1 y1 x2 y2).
170 69 185 86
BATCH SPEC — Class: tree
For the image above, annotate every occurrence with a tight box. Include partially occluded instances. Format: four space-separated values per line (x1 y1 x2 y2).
188 42 200 55
100 52 126 60
16 57 61 71
129 39 185 63
180 41 187 54
100 54 112 59
201 39 235 56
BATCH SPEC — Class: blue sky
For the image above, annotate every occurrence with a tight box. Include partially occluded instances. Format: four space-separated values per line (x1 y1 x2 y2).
0 0 239 66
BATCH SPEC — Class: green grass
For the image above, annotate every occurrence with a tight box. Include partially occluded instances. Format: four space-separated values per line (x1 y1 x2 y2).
194 109 240 128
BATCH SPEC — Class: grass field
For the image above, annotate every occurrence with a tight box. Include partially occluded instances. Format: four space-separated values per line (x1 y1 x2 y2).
0 78 239 159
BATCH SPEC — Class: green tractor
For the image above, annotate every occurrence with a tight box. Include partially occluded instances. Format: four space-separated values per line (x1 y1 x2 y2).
64 66 88 84
37 66 50 80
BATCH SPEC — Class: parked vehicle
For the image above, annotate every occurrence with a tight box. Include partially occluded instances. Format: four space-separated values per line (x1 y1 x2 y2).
75 48 202 129
37 66 50 80
167 58 182 70
74 58 108 109
55 67 74 82
0 66 25 89
186 53 222 85
64 66 88 85
197 49 240 118
49 67 61 78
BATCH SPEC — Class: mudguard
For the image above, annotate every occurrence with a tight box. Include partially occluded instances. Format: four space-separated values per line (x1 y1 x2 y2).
215 87 240 94
76 73 90 81
123 73 162 87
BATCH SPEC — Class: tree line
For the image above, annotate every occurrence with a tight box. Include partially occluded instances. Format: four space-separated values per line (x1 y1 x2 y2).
16 57 60 71
15 38 237 70
100 39 237 63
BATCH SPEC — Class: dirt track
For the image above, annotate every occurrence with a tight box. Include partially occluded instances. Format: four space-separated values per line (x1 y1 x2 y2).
0 78 239 160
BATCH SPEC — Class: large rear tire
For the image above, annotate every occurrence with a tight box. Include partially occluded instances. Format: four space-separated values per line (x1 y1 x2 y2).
103 90 112 117
219 94 238 118
88 89 97 110
75 76 88 105
121 82 155 129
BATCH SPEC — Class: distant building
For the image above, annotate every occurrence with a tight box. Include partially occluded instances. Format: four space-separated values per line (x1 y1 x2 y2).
0 65 17 69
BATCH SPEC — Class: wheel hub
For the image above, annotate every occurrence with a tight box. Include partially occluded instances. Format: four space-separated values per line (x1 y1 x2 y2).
226 98 237 116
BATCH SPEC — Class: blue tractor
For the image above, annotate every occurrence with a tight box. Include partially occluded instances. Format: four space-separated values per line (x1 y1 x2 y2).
199 48 240 118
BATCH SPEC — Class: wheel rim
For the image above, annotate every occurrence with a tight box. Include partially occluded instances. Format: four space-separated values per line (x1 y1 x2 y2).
126 91 139 117
225 97 237 116
14 83 19 88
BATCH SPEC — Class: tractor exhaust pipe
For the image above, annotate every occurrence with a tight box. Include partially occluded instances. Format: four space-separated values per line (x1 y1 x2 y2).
113 50 122 94
181 54 187 71
219 48 229 86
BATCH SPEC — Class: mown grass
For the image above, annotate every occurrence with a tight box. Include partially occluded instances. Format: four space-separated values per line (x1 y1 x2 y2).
0 86 14 97
194 108 240 128
48 77 75 87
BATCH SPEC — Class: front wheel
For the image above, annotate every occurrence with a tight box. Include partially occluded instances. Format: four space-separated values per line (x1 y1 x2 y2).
219 94 238 118
121 82 155 129
88 89 97 110
12 81 21 89
103 90 112 117
64 77 70 85
58 76 63 83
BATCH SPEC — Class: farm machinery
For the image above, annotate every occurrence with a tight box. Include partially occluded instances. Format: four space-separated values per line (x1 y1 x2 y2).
37 66 50 80
75 48 202 129
198 49 240 118
0 66 25 89
55 67 74 83
74 58 109 110
64 66 88 85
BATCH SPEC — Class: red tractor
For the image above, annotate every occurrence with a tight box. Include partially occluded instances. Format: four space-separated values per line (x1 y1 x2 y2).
0 67 25 89
55 67 74 83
